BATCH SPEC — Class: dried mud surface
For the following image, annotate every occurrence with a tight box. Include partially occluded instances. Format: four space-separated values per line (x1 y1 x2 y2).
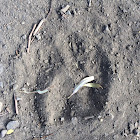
0 0 140 140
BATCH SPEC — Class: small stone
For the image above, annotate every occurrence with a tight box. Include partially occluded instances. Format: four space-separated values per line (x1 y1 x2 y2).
105 25 110 32
128 123 135 133
1 130 7 138
134 121 139 128
7 25 11 30
35 34 41 40
44 59 48 64
71 117 78 125
13 84 19 91
0 102 3 112
70 110 75 117
85 49 89 53
21 21 25 25
98 115 103 122
2 44 7 49
113 134 119 139
6 120 20 130
100 118 103 122
21 34 26 40
0 82 3 88
89 45 93 50
60 117 64 122
132 128 139 135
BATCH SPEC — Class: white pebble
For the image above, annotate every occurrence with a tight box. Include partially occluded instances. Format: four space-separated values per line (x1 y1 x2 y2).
13 84 19 91
60 117 64 122
71 117 78 125
35 34 41 40
0 82 3 88
21 21 25 25
6 120 20 130
1 130 7 138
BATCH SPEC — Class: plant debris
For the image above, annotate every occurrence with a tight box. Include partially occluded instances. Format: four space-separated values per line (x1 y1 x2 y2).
27 2 52 53
14 94 18 115
0 130 7 138
61 5 70 14
83 83 103 89
33 18 46 36
21 88 48 94
68 76 95 99
6 129 14 135
27 24 37 53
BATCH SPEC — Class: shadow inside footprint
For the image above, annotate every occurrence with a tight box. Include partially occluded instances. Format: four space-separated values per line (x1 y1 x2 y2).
62 47 112 122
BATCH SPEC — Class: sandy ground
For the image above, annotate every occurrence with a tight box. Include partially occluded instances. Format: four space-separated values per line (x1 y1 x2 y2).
0 0 140 140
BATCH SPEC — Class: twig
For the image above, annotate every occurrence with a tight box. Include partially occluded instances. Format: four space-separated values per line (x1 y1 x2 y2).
61 5 70 14
27 0 52 53
32 1 52 37
27 24 36 53
33 18 46 36
68 76 95 99
6 107 11 113
88 0 92 7
21 88 48 94
84 115 94 120
14 94 18 115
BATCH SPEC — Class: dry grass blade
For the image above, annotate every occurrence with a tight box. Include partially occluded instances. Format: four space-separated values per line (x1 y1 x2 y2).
68 76 94 99
14 94 18 114
27 24 36 53
83 83 103 89
22 88 48 94
33 18 46 36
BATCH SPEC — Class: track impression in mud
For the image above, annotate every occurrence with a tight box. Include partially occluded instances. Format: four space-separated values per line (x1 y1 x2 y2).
63 46 112 121
34 33 112 126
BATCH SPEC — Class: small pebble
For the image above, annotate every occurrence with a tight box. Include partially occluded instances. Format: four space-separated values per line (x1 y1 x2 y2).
129 123 135 133
60 117 64 122
89 45 93 50
98 115 103 122
71 117 78 125
35 34 41 40
6 120 20 130
13 84 19 91
132 128 139 136
0 82 3 88
0 102 3 112
21 34 26 40
7 25 11 30
2 44 7 49
1 130 7 138
21 21 25 25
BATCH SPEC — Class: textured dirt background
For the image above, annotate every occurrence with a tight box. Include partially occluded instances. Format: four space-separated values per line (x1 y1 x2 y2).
0 0 140 140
